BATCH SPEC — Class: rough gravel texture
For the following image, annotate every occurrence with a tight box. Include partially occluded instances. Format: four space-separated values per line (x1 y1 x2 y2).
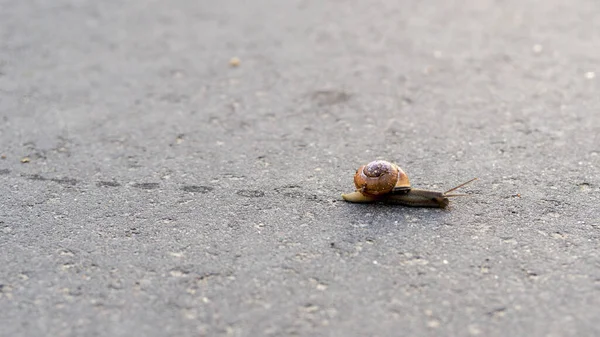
1 0 599 336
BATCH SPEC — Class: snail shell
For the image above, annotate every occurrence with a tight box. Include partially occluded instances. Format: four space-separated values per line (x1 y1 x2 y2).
353 160 411 196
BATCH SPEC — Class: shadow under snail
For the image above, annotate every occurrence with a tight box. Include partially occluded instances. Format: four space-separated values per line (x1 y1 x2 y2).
341 160 477 208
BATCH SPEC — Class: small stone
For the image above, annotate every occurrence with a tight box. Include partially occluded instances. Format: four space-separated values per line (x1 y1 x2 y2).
229 57 240 67
20 157 30 163
0 154 6 159
303 304 319 313
468 324 482 335
170 270 185 277
585 72 595 79
427 320 440 328
532 44 543 53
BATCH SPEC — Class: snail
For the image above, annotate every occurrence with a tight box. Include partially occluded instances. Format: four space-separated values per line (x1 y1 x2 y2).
341 160 477 208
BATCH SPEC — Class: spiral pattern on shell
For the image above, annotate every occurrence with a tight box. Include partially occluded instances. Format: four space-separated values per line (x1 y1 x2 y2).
354 160 403 196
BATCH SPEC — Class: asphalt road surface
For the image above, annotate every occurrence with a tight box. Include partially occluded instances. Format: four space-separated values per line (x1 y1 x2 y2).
1 0 599 336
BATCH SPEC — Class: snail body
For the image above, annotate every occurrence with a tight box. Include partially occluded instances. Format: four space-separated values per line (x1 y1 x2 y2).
342 160 476 208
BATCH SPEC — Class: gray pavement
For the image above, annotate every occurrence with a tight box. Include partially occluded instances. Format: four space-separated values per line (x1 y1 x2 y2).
1 0 599 336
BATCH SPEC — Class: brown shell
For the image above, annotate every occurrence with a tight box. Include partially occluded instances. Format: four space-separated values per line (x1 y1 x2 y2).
353 160 411 196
